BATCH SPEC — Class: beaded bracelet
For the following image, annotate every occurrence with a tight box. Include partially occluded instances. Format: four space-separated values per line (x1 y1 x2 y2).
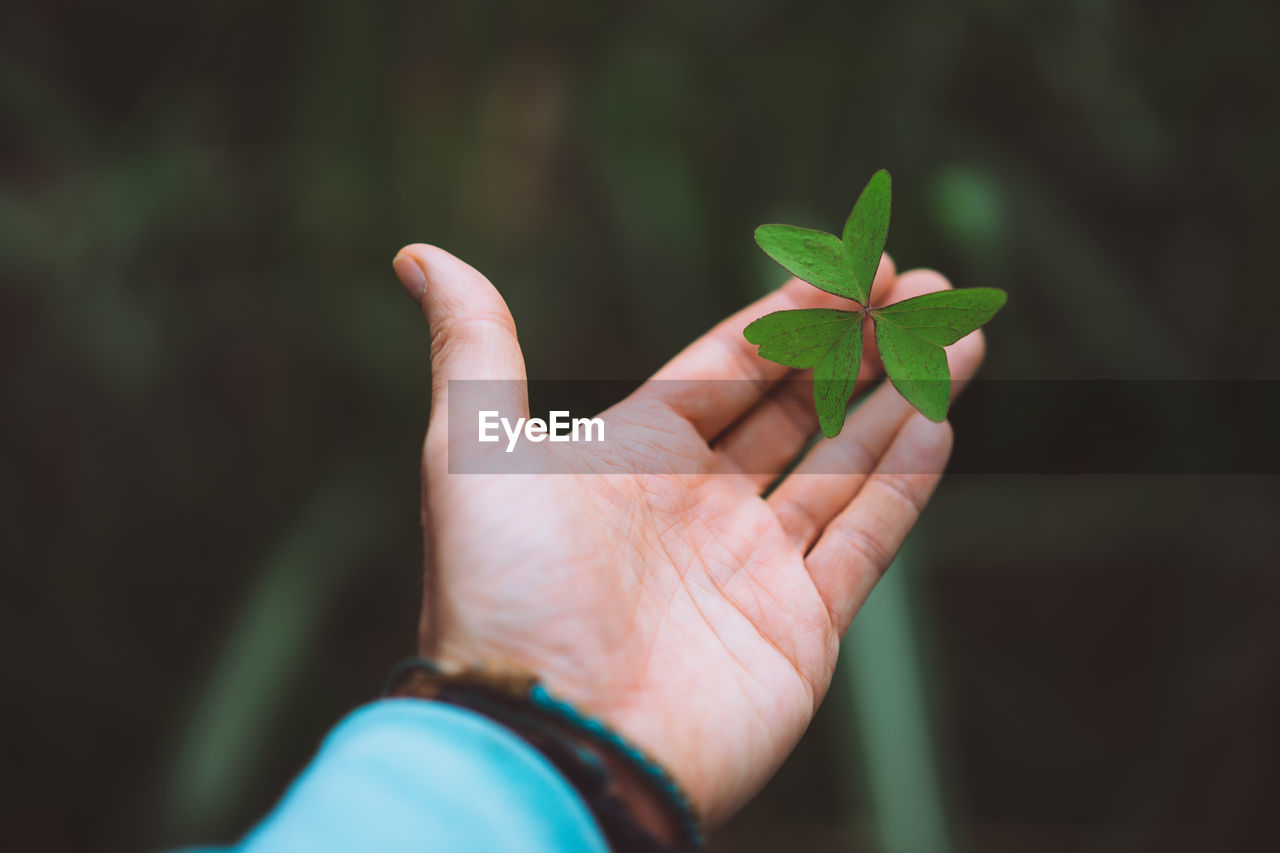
384 658 703 851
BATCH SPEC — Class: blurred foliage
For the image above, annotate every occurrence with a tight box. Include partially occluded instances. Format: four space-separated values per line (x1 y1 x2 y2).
3 0 1279 851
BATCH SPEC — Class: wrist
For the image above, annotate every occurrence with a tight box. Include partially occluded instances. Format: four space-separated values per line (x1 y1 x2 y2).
385 658 703 850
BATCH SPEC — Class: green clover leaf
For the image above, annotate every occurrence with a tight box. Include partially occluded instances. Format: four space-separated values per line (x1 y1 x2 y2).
753 227 862 302
745 169 1007 437
744 308 864 437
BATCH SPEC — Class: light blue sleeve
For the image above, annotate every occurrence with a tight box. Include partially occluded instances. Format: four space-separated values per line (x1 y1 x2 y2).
185 698 609 853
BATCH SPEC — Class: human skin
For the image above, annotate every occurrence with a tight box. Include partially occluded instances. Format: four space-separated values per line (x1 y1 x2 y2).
392 245 984 832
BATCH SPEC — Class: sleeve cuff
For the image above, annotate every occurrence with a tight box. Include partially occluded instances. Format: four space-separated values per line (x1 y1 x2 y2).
234 698 609 853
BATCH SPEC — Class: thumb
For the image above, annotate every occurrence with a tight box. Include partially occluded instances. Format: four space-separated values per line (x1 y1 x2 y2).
392 244 529 435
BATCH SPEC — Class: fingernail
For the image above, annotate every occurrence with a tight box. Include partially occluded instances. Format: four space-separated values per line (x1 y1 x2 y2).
393 253 427 304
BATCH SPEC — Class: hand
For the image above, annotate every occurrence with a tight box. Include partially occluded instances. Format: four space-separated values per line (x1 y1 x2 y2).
392 245 984 828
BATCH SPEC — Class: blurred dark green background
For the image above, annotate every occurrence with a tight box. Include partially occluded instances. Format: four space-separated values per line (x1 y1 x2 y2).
4 1 1279 851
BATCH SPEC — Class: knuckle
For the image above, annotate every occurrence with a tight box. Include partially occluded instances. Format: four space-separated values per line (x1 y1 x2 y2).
830 522 894 574
836 433 879 475
429 312 517 369
879 471 931 517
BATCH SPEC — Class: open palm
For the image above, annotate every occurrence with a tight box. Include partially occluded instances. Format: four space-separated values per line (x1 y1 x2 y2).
393 245 984 827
